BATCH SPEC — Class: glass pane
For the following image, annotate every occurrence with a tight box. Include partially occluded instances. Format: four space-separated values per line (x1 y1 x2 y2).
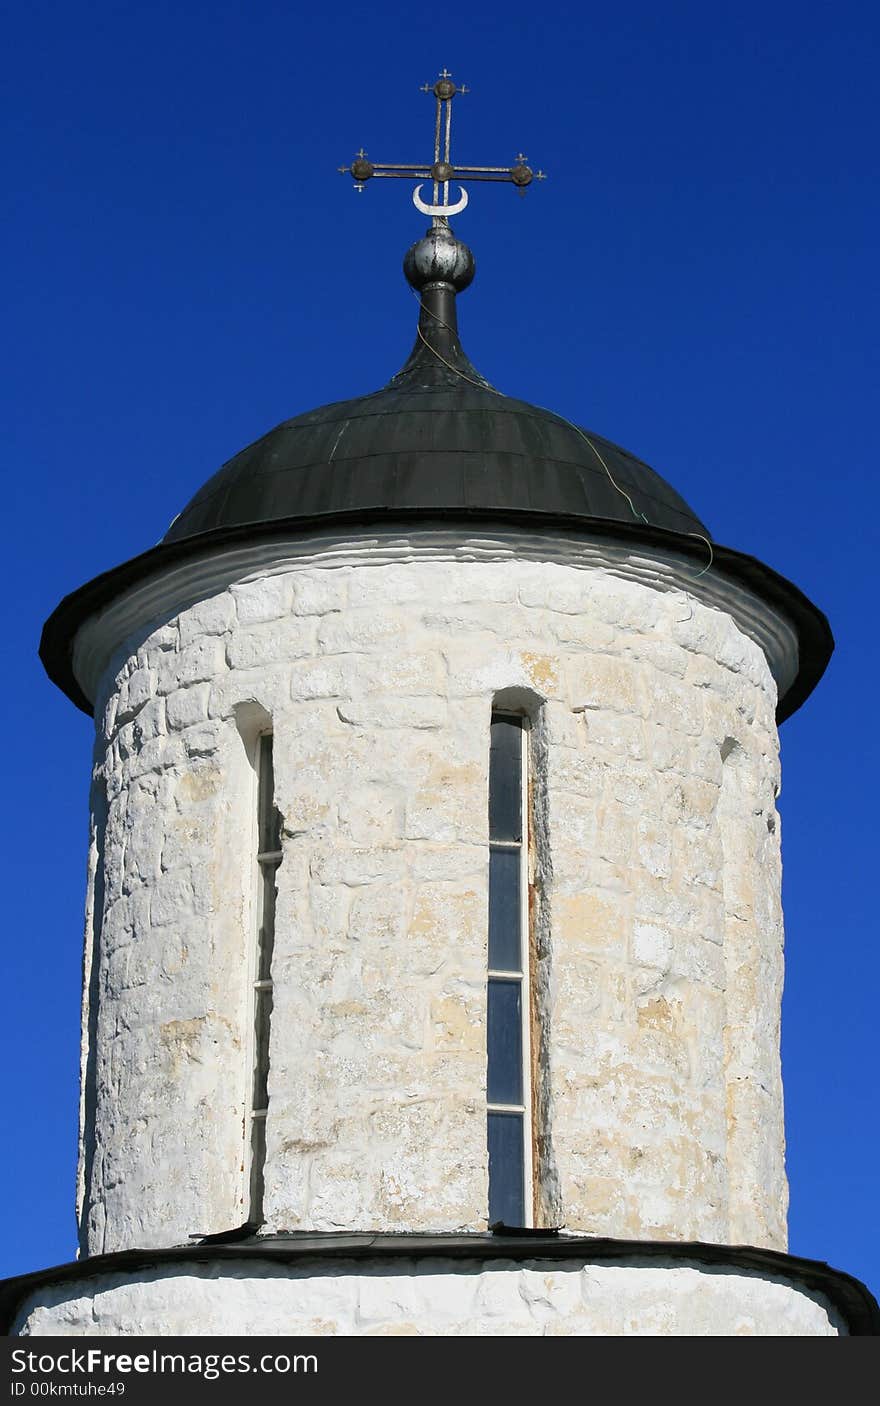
258 734 281 852
488 1111 525 1226
487 979 523 1105
251 986 273 1111
488 847 521 971
249 1116 266 1225
489 715 522 842
257 868 277 982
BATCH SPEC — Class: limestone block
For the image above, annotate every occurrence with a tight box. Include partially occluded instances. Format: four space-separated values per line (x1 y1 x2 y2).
291 571 350 616
226 618 314 671
128 734 179 778
549 841 633 897
690 733 725 786
714 621 766 682
447 643 564 699
124 804 165 884
542 700 587 748
156 637 226 694
669 931 726 991
663 775 719 829
636 816 672 879
208 662 292 720
337 696 447 730
631 921 674 972
348 883 409 948
150 869 195 927
231 575 292 625
309 842 407 888
359 651 447 697
307 881 352 950
165 682 210 731
117 667 155 721
430 986 484 1052
556 956 630 1034
99 690 119 740
548 788 600 852
132 623 178 678
318 609 402 652
178 593 235 646
608 766 661 814
183 722 224 758
594 802 635 867
553 891 628 959
518 569 594 615
590 577 662 629
548 613 617 650
644 671 705 737
289 655 357 700
406 887 485 987
420 564 516 607
581 710 646 760
401 732 487 843
427 605 551 646
130 697 165 748
567 654 646 716
347 563 434 610
337 783 402 845
547 745 606 798
672 601 730 657
406 842 486 882
160 809 220 874
624 634 690 678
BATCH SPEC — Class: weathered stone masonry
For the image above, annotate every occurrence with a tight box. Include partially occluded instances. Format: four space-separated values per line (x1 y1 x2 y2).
15 1258 841 1338
78 539 787 1258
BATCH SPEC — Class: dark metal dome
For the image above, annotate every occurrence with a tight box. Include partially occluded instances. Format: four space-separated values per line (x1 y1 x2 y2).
165 229 709 546
40 223 833 722
164 379 709 547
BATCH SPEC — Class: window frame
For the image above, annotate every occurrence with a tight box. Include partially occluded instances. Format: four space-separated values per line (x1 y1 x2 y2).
487 710 534 1227
246 729 281 1225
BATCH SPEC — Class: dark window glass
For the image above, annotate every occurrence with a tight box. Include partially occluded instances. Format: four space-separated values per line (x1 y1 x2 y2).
257 865 277 984
489 716 522 842
249 1116 266 1229
487 979 523 1105
488 1112 525 1226
488 847 521 971
251 987 273 1111
258 735 281 853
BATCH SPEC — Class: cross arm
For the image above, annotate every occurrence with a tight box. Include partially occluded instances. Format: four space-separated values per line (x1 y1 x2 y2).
339 156 545 189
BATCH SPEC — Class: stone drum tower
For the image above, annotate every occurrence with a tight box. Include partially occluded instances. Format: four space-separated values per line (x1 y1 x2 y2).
7 77 878 1336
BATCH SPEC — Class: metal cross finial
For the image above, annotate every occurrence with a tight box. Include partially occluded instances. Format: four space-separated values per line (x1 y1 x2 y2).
339 72 544 215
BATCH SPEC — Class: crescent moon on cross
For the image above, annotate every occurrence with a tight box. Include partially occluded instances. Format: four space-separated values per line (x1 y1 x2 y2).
412 183 469 217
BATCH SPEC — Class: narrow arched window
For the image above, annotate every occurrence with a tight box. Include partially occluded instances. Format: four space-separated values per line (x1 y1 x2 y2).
248 731 281 1224
487 711 533 1226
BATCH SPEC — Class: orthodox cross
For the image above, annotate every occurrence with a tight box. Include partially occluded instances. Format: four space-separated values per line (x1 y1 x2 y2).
339 69 544 216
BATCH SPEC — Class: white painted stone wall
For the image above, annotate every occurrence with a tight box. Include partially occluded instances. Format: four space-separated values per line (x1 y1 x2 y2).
79 538 787 1256
15 1257 841 1336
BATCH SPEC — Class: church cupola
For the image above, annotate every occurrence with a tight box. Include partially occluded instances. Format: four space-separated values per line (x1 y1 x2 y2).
9 74 876 1338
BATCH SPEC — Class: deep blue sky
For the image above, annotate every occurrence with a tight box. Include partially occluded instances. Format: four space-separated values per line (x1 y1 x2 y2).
3 2 877 1307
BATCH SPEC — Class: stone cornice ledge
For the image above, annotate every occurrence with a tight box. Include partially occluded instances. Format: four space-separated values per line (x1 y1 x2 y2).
3 1232 877 1336
54 525 816 721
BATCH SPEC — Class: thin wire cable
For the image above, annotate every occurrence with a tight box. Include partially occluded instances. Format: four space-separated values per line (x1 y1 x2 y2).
414 319 493 391
686 533 714 576
412 289 645 522
410 285 712 573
